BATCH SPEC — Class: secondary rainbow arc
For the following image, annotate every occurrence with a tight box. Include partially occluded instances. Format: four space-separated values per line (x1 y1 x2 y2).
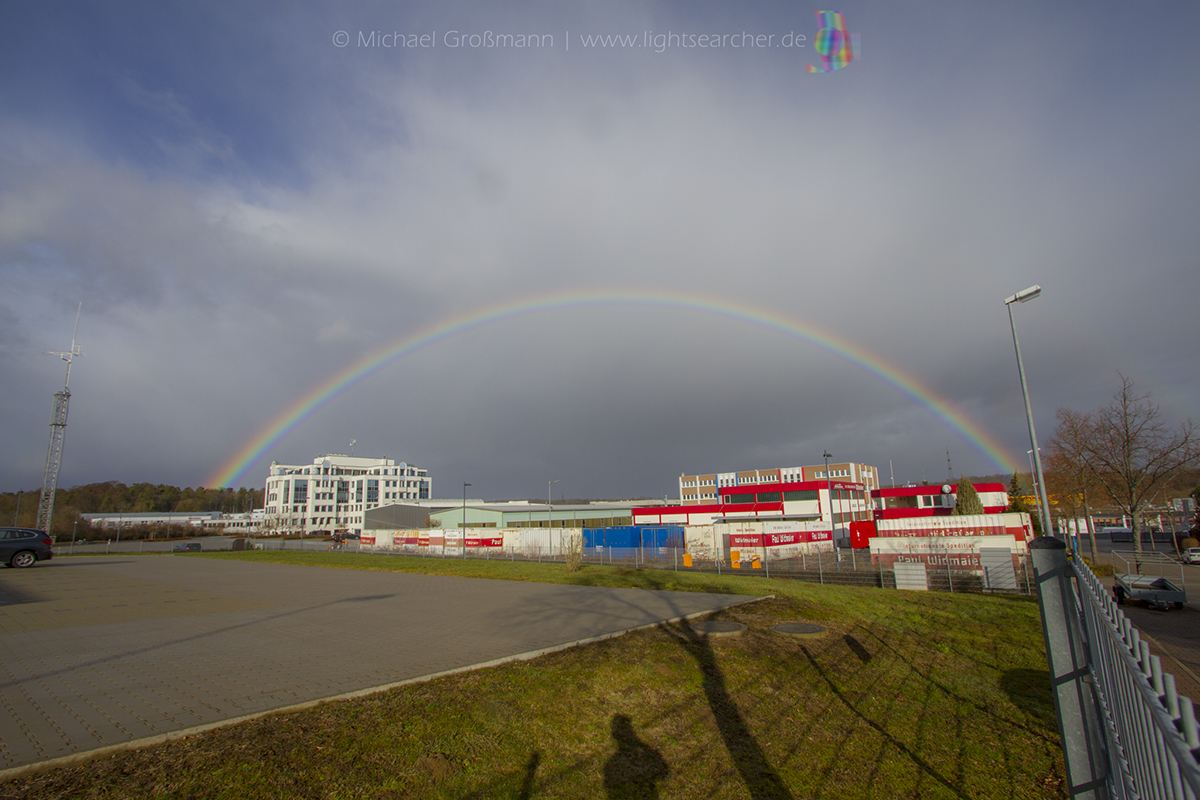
207 290 1020 488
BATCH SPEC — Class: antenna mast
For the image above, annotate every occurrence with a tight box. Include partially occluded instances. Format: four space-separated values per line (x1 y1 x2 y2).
36 303 84 533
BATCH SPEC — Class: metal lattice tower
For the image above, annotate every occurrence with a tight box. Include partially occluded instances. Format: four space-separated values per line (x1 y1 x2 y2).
36 304 83 533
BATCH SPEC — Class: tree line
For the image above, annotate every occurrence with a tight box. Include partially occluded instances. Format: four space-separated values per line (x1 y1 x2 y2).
0 483 264 537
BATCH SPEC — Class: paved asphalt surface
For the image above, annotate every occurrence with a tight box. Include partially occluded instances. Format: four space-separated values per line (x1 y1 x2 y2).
0 555 757 772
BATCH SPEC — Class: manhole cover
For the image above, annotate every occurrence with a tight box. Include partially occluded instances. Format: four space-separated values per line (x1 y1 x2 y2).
689 620 747 636
771 622 829 638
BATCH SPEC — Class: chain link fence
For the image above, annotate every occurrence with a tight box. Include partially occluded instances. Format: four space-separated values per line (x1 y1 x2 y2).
56 535 1034 595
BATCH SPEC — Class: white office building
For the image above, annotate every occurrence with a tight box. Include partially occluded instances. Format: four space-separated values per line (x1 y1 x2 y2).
263 454 431 536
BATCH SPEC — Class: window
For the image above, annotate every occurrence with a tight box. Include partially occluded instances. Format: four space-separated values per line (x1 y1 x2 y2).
727 493 755 504
784 490 819 502
756 492 781 503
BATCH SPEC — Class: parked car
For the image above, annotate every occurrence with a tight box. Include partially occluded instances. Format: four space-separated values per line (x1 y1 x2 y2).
1182 548 1200 565
0 527 54 568
172 542 202 553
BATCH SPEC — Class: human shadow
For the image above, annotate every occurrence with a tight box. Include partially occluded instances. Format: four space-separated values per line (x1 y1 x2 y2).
603 714 669 800
516 750 540 800
661 620 794 800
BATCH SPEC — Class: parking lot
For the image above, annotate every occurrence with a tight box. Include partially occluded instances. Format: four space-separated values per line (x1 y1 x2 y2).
0 555 757 773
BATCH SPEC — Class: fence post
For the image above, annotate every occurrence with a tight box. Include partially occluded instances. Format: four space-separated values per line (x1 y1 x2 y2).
1030 537 1109 799
945 543 954 593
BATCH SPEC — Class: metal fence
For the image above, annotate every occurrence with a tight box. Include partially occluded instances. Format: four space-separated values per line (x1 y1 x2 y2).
264 539 1036 594
56 536 1034 595
1032 537 1200 799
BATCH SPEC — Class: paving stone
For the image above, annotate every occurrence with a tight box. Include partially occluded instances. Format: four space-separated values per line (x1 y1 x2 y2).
0 555 755 770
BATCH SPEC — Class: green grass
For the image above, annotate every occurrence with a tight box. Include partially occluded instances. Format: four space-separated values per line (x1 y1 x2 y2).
200 548 827 595
3 553 1065 799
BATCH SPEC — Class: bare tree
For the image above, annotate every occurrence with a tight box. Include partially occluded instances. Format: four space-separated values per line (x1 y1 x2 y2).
1076 376 1199 554
1046 408 1104 562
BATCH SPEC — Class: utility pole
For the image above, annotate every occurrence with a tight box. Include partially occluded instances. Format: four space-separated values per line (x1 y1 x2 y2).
37 303 83 533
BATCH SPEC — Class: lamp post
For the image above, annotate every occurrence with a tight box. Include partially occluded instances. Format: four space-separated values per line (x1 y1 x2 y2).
1005 285 1053 540
548 480 559 555
1026 448 1046 540
462 483 471 559
117 507 124 545
13 490 22 526
823 451 834 549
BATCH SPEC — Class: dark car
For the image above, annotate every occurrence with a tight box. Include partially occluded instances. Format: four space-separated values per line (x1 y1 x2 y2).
172 542 202 553
0 527 54 568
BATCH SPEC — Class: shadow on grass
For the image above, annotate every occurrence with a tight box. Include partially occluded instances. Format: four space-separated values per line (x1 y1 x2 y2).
662 620 795 800
999 668 1057 729
516 750 540 800
852 623 1058 745
603 714 669 799
799 643 972 799
844 634 872 664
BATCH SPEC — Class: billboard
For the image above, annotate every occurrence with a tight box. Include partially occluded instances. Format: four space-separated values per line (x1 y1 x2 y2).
869 534 1019 572
875 512 1032 550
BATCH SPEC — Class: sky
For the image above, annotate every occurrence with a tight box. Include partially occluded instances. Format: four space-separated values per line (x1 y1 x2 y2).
2 1 1198 502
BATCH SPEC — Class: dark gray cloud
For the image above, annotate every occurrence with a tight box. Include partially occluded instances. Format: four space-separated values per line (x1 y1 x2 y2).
1 1 1198 500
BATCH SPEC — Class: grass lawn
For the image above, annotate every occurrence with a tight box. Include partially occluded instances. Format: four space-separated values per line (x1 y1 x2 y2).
2 553 1065 799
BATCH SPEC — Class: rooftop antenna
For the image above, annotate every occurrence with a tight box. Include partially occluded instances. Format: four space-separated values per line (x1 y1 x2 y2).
37 303 84 532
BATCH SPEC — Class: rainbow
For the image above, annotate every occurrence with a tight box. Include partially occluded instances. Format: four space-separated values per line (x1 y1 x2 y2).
207 290 1020 488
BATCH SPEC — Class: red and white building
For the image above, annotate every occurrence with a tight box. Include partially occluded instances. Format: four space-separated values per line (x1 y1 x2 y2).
854 482 1033 577
637 476 871 530
871 483 1008 520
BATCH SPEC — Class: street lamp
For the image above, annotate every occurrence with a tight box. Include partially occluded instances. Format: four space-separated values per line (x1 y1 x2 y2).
1005 285 1053 540
13 490 22 526
823 451 834 547
548 480 559 555
462 483 471 559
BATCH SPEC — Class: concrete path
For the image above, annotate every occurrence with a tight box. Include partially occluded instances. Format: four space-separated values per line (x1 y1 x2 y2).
0 556 757 772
